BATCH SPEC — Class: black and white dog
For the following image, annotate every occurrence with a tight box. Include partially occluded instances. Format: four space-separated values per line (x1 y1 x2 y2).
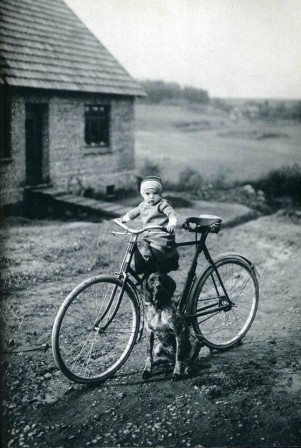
142 272 201 380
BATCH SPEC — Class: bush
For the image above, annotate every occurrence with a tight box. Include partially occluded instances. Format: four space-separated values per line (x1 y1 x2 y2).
211 168 232 190
139 158 162 178
255 164 301 204
177 167 204 195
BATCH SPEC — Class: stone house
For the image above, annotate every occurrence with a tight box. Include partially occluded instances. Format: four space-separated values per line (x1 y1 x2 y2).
0 0 144 207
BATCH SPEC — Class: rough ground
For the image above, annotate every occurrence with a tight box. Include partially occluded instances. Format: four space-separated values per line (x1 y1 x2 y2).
1 212 301 448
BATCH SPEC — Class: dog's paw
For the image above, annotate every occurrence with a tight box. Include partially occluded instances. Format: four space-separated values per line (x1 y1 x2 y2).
142 370 151 380
171 372 182 381
184 366 192 376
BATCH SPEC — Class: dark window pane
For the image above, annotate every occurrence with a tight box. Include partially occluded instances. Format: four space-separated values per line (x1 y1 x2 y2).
84 105 110 147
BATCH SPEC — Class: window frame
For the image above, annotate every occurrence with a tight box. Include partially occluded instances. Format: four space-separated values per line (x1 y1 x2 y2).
84 104 111 153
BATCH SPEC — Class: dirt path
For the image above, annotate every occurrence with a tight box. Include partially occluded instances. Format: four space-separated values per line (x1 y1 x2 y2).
1 213 301 448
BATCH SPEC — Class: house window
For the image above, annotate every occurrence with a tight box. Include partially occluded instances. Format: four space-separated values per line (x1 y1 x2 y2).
84 105 110 148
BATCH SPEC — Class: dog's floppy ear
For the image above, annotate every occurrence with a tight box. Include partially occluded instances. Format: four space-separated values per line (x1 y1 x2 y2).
161 274 176 298
142 276 152 303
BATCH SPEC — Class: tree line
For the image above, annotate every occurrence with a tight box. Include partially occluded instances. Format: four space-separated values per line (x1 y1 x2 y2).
139 79 301 120
140 80 209 104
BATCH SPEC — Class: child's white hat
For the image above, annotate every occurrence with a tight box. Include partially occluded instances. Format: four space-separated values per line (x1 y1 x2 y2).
140 176 163 195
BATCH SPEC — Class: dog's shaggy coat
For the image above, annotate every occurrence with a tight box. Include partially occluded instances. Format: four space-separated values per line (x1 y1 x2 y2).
142 272 201 380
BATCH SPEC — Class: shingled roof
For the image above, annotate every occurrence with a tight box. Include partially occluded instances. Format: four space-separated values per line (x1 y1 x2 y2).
0 0 144 96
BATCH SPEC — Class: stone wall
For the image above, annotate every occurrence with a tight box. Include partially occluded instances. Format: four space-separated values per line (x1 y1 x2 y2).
0 94 26 205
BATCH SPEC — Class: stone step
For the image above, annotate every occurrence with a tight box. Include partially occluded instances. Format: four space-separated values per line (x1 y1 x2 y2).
28 188 129 218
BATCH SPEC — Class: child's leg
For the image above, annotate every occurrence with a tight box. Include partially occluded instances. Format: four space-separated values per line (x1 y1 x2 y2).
150 247 179 273
135 240 156 274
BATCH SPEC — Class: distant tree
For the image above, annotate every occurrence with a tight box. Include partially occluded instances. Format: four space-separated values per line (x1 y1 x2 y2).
286 101 301 120
140 79 210 104
212 98 232 113
258 100 270 119
182 86 209 104
141 80 181 103
258 100 301 121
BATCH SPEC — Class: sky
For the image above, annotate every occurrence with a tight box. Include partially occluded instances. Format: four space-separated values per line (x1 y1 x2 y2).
65 0 301 99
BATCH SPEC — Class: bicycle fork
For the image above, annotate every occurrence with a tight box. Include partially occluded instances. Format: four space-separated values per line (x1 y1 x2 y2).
93 280 126 333
94 235 138 332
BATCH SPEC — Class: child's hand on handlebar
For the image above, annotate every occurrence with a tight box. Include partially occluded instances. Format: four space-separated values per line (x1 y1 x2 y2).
120 215 130 224
166 224 176 234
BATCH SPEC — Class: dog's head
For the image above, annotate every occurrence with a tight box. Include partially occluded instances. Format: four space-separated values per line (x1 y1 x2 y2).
144 272 176 307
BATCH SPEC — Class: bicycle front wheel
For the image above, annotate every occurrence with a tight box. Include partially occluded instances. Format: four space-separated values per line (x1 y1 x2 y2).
191 258 259 350
52 276 140 384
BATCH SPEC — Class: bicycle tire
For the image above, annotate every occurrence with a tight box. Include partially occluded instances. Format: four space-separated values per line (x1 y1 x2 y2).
52 275 140 384
190 257 259 350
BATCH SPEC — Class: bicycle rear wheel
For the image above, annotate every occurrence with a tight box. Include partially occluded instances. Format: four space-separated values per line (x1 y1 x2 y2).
52 276 140 384
191 257 259 350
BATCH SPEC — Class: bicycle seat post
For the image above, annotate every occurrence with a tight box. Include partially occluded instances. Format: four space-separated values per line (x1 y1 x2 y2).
178 231 208 313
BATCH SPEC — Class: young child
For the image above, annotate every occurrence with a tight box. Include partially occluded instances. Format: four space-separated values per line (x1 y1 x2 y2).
120 176 179 273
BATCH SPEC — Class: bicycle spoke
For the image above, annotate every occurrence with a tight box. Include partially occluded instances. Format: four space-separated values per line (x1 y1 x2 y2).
193 259 258 348
73 330 98 377
53 277 139 383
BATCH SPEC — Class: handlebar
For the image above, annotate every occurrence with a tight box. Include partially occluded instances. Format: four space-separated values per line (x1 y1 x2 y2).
113 218 167 235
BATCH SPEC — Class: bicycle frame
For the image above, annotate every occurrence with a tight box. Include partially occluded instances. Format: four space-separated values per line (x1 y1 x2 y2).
176 229 232 318
110 221 233 327
95 218 258 352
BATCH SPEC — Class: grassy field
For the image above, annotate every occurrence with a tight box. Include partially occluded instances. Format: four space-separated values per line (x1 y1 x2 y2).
135 103 301 183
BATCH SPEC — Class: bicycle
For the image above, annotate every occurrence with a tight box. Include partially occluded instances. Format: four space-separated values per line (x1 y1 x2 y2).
52 214 259 385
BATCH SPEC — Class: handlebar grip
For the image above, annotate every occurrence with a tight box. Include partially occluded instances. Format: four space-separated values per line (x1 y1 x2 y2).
113 218 129 231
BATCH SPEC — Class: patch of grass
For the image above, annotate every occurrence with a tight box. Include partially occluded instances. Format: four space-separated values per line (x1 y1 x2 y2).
0 220 125 294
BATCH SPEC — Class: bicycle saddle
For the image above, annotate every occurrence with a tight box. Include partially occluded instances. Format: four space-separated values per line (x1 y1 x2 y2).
182 214 222 233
